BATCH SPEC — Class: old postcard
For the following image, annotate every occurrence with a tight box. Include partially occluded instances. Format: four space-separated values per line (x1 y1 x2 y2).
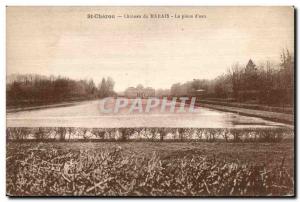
6 6 294 197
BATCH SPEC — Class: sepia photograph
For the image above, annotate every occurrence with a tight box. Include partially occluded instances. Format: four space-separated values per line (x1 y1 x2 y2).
6 6 294 197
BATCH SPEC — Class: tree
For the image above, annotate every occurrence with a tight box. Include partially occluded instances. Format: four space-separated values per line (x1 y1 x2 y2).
106 77 115 95
98 78 107 98
280 49 294 105
87 79 97 95
170 83 181 96
6 74 103 107
98 77 115 98
228 63 243 101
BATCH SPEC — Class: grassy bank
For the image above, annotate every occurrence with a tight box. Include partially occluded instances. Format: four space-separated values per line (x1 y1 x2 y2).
198 103 294 125
6 99 95 113
199 99 293 114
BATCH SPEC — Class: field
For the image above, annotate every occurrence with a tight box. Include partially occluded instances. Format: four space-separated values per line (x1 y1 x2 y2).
7 140 294 196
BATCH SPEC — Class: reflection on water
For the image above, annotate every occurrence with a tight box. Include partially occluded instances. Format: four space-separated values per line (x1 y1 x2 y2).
6 100 291 128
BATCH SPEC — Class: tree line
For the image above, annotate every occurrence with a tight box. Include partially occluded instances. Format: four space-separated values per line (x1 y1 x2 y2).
7 49 294 107
169 49 294 106
7 74 116 107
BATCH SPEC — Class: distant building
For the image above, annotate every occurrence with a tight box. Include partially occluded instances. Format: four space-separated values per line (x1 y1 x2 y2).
124 87 138 98
194 89 206 96
124 86 155 98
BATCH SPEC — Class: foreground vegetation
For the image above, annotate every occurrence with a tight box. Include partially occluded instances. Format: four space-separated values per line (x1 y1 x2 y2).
7 141 294 196
6 127 293 142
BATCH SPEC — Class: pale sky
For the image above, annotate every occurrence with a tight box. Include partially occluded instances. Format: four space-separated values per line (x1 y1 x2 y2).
7 6 294 91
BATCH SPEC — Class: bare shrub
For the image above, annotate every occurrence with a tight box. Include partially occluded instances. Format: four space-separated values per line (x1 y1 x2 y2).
91 128 106 140
7 128 30 141
157 128 168 141
55 128 68 141
33 128 52 140
118 128 136 141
